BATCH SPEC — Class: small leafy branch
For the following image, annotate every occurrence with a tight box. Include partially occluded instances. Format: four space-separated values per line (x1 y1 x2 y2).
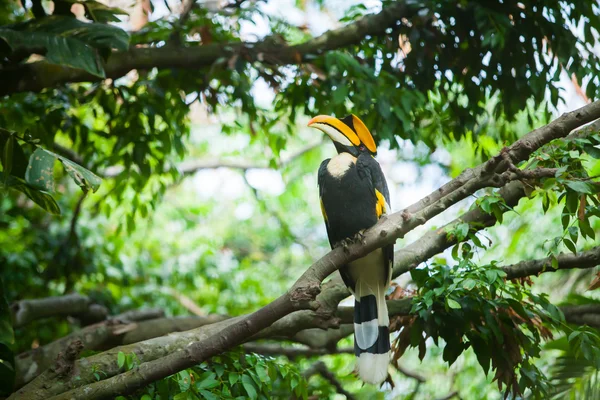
117 351 140 372
0 129 102 214
120 350 308 400
392 241 600 399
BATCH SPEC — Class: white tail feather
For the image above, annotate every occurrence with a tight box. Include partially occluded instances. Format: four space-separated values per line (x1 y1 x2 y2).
357 352 390 384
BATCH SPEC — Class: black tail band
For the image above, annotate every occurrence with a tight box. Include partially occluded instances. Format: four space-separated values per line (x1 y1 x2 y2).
354 326 390 356
354 294 377 323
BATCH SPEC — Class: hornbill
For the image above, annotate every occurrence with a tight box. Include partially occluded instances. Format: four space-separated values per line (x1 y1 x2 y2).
308 114 392 384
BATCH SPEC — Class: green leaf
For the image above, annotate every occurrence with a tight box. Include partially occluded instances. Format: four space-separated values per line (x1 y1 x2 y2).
455 222 469 241
551 255 559 270
2 135 14 180
25 148 55 192
8 177 61 214
241 375 257 399
584 145 600 159
199 390 218 400
410 268 429 287
0 16 129 77
140 395 152 400
566 181 593 195
0 279 14 396
566 191 579 214
177 370 191 392
60 157 103 193
196 372 218 390
117 351 125 369
60 0 129 23
31 148 102 193
564 238 577 254
229 372 239 386
0 135 27 180
579 218 596 240
125 353 135 370
447 298 461 309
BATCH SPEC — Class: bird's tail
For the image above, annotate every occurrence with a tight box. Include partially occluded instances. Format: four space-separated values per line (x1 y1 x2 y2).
353 278 390 384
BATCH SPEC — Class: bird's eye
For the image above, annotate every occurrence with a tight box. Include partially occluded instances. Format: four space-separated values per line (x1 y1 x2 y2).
359 145 366 151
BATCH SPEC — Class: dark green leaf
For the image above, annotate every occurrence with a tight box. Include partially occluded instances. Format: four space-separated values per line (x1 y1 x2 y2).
36 148 102 193
564 238 577 254
566 181 593 195
2 135 14 180
584 145 600 159
0 278 14 396
0 16 129 77
25 148 55 192
9 179 60 214
241 375 257 400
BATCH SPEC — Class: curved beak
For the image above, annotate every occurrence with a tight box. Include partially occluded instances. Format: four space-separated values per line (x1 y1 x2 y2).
307 115 335 127
307 115 360 154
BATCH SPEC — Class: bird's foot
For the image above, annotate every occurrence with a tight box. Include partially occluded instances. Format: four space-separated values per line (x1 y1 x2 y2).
335 230 368 253
337 237 353 253
353 229 367 245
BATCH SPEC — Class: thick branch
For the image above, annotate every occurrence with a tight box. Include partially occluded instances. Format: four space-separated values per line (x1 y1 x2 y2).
15 315 228 388
503 247 600 279
0 3 414 95
10 293 107 328
561 304 600 329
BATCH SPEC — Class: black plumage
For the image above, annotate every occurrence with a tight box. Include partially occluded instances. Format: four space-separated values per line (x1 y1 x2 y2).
318 152 393 291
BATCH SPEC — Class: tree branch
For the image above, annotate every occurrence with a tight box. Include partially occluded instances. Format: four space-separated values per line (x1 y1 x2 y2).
0 3 415 95
561 304 600 329
503 247 600 279
14 314 225 388
243 343 353 358
303 361 356 400
10 293 107 328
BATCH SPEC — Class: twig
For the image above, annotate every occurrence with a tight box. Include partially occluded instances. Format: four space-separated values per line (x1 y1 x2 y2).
243 343 353 358
436 391 459 400
392 362 425 383
303 361 355 400
241 172 309 250
101 140 324 178
162 287 206 316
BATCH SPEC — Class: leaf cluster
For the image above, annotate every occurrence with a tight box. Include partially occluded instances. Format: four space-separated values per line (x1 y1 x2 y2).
121 350 308 400
395 251 565 398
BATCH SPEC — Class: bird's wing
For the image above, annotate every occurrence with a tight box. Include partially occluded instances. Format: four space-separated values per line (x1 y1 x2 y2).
317 159 335 248
356 154 394 284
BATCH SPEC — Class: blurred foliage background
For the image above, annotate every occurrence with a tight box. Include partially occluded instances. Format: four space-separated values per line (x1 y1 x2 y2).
1 0 600 399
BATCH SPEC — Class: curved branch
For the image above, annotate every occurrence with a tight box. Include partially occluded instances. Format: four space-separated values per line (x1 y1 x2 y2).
0 3 414 96
503 247 600 279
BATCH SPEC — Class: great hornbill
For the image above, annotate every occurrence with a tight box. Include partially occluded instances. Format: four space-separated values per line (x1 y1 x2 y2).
308 114 392 384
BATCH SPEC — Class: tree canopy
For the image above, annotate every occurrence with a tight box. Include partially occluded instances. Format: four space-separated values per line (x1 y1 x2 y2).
2 0 600 399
